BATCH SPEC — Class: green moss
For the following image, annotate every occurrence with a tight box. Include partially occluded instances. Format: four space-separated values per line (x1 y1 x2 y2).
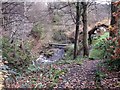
92 32 109 45
89 32 109 59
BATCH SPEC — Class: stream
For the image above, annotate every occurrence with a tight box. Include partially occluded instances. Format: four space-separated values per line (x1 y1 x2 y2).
33 47 65 65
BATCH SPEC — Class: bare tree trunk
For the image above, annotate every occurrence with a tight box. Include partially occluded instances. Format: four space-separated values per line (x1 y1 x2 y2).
73 2 80 59
81 2 89 56
118 13 120 35
110 1 117 37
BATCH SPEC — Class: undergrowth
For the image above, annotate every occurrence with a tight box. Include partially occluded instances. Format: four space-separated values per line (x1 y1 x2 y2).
2 37 33 73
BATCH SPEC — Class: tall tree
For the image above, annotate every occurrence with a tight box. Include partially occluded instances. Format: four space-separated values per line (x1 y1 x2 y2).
81 2 89 56
110 0 117 37
73 1 80 59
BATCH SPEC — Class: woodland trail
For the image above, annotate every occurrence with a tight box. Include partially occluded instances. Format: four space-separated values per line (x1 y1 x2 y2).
58 60 101 89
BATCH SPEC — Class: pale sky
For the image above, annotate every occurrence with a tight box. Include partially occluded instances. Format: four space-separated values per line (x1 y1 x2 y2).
1 0 112 2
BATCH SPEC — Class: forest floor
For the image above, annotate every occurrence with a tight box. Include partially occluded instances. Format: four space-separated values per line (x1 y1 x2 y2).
3 58 120 89
0 60 4 90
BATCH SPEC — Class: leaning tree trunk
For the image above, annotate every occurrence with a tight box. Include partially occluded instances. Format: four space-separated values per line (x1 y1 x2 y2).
110 0 117 37
73 1 80 59
81 2 89 56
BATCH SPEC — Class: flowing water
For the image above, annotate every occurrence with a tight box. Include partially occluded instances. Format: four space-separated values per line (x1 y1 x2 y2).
33 47 65 65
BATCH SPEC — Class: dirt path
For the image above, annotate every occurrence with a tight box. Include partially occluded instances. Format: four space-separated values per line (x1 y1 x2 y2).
58 60 100 89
